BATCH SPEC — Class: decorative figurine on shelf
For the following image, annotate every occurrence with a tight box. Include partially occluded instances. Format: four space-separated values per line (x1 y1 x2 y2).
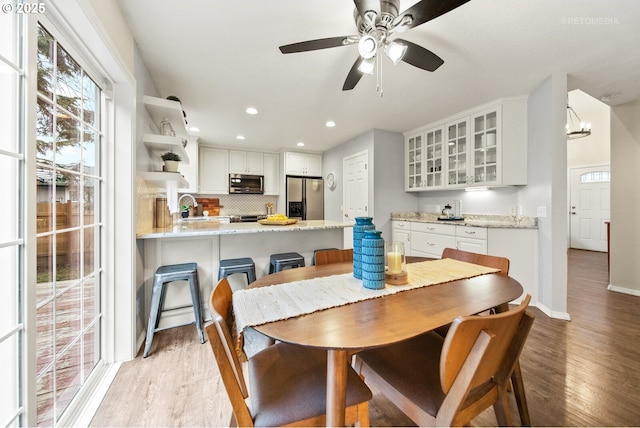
161 151 181 172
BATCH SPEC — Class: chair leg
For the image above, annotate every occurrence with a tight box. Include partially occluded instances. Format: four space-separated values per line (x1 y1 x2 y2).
493 386 513 427
511 360 531 426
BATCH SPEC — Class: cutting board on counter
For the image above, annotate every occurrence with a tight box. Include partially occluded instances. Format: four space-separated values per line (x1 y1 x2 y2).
196 198 221 216
258 219 298 225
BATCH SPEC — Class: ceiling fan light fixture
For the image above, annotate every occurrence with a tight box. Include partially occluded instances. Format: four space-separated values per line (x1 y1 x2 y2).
358 57 375 74
358 34 378 59
385 40 407 65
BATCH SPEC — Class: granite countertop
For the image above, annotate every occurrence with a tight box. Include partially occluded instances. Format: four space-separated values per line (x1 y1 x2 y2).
391 212 538 229
136 219 352 239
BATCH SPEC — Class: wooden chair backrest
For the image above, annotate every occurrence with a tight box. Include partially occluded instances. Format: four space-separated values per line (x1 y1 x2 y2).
441 247 509 275
314 248 354 265
207 279 253 426
440 295 532 395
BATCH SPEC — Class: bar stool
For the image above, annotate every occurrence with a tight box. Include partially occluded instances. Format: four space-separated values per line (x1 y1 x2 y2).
143 262 205 358
218 257 257 284
269 252 305 273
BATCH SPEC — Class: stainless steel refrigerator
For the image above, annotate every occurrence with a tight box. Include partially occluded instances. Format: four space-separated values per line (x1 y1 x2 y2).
286 176 324 220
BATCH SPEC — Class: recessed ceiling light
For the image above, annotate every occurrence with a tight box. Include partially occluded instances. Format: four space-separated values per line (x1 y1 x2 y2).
245 107 258 115
188 126 200 132
236 135 245 140
296 142 305 147
325 121 336 128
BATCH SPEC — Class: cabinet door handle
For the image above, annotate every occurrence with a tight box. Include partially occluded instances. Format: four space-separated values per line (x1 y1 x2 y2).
465 231 476 235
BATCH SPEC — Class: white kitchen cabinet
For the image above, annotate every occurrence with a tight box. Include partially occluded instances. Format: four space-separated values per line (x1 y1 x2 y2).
445 118 470 187
455 225 488 254
229 150 263 174
391 221 411 254
199 146 229 194
406 127 445 191
410 222 456 258
405 132 424 190
263 153 279 195
404 96 527 191
284 152 322 176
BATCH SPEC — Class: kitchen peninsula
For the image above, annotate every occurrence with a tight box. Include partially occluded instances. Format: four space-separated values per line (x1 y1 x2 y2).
137 220 351 332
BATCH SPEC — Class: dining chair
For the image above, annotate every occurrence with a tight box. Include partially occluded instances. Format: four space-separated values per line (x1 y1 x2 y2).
314 248 354 265
207 278 372 427
354 295 534 427
439 247 530 425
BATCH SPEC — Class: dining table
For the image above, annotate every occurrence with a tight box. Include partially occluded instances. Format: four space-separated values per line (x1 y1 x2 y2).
236 259 524 427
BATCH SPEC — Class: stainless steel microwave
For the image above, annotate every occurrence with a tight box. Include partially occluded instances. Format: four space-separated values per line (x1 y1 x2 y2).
229 174 264 194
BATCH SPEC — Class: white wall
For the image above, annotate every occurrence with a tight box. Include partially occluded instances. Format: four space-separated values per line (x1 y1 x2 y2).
519 74 568 319
323 129 417 240
609 100 640 295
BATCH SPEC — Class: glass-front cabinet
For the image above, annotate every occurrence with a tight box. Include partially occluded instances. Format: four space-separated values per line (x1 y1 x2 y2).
404 96 526 192
446 119 469 187
472 109 500 185
406 132 423 190
406 127 445 191
424 127 444 189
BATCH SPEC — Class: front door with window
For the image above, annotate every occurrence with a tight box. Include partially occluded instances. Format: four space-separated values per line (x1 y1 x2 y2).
569 166 610 252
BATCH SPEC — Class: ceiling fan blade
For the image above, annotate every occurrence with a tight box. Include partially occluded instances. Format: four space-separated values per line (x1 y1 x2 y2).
396 39 444 72
342 57 365 91
279 36 358 54
393 0 471 33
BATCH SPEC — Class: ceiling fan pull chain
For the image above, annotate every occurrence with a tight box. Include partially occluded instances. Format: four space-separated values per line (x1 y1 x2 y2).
377 54 384 97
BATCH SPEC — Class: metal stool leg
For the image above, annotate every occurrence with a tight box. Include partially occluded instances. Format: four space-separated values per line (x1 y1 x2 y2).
144 276 164 358
188 270 205 344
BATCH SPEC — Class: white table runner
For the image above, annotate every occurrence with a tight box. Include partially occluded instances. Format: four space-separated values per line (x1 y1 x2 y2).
233 258 498 336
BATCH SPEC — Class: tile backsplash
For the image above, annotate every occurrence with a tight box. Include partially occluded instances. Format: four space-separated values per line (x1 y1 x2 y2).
193 194 278 216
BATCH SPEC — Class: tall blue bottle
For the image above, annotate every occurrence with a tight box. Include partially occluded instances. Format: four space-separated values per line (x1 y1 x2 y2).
353 217 374 279
361 230 385 289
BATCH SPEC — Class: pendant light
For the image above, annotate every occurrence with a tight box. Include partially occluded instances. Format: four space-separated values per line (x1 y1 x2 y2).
566 101 592 140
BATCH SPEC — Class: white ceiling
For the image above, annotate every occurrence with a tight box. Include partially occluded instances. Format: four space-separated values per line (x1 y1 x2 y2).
116 0 640 153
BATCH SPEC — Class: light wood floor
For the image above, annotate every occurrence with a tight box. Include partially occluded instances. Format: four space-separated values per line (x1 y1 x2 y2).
90 249 640 427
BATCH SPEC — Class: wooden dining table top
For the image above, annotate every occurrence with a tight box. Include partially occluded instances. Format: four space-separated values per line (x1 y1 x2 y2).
245 259 524 426
248 260 524 350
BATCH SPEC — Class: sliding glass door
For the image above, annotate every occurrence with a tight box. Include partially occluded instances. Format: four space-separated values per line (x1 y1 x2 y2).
34 22 104 426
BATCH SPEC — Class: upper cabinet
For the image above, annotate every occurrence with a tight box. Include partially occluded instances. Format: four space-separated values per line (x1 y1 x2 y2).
199 147 229 194
405 96 527 191
229 150 264 174
263 153 280 195
284 152 322 176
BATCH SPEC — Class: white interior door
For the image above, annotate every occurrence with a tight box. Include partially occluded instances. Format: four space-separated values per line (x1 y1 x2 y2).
343 151 369 223
570 166 610 251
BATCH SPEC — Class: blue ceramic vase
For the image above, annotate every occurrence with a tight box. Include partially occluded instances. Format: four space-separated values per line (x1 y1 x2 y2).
353 217 375 279
361 230 385 289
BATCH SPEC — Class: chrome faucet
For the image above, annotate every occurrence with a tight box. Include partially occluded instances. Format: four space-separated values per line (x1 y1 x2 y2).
178 194 198 208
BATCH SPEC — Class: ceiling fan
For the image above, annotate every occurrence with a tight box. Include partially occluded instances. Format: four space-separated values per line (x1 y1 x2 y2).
279 0 471 91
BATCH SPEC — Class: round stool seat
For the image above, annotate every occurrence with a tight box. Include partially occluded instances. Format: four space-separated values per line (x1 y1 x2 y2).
269 252 305 273
218 257 257 284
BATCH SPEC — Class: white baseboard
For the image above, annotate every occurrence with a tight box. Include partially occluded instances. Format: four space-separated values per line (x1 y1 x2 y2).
607 283 640 296
536 301 571 321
